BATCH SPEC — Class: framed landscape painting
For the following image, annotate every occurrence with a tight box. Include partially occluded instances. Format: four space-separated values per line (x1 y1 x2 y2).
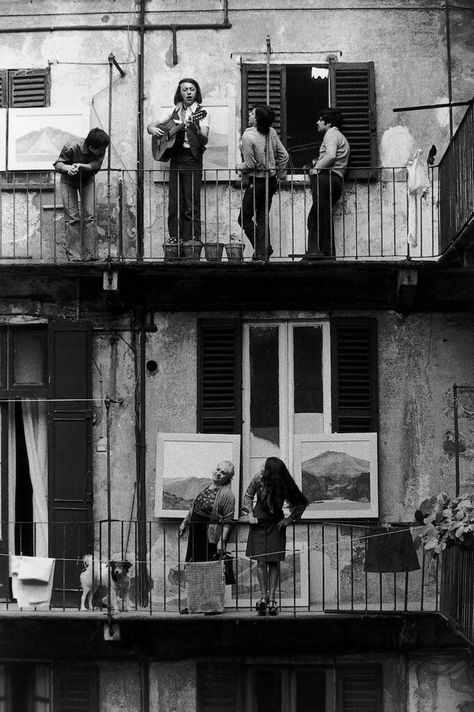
294 433 378 519
155 433 241 519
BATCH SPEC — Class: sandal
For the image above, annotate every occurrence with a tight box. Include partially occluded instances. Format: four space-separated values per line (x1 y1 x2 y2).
267 600 278 616
255 598 267 616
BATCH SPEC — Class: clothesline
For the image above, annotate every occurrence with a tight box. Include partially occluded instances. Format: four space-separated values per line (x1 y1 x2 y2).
4 524 426 567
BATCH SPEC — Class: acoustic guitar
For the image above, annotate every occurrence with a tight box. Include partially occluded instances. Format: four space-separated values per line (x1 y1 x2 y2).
151 109 207 162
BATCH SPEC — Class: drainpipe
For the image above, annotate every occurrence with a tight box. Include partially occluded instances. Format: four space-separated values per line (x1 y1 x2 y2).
445 1 453 139
137 0 145 261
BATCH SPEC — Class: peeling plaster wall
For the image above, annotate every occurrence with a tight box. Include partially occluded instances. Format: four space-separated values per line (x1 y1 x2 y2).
408 655 474 712
142 310 474 523
99 662 142 712
149 660 197 712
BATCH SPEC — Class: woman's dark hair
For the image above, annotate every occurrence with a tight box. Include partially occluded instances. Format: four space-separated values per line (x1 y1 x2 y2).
260 457 307 513
174 77 203 105
253 104 275 135
319 107 343 129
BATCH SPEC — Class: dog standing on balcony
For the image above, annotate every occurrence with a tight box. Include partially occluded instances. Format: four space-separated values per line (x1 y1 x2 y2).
80 554 133 612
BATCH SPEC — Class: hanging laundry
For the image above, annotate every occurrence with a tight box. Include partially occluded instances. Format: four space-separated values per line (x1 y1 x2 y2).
364 527 420 573
10 555 56 608
406 148 430 249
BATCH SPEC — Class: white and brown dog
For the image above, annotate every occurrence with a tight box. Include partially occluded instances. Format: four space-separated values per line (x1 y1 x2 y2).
80 554 133 612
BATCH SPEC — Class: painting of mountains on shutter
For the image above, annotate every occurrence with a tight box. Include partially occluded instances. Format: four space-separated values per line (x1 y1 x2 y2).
331 318 378 433
242 65 284 136
10 69 49 107
337 666 383 712
331 62 376 175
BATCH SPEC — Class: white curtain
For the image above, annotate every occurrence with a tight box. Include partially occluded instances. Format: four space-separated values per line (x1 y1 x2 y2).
21 401 48 557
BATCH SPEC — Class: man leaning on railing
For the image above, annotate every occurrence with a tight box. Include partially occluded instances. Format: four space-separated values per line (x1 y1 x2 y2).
305 108 350 260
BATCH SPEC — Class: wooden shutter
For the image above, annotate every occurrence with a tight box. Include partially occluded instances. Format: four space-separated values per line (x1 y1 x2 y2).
53 665 98 712
198 663 240 712
331 318 378 432
330 62 376 176
0 72 6 108
9 68 49 107
336 666 383 712
197 319 242 434
241 64 285 139
48 321 92 606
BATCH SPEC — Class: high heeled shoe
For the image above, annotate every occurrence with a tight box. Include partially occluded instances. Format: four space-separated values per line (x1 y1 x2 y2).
267 600 278 616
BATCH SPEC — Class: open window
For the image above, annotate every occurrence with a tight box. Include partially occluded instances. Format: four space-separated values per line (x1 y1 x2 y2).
241 62 376 176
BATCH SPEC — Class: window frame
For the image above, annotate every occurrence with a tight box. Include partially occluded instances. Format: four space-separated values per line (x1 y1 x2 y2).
242 320 332 480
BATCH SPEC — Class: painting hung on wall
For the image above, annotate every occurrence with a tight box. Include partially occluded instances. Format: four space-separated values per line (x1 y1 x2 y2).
155 433 241 519
294 433 378 519
8 108 88 170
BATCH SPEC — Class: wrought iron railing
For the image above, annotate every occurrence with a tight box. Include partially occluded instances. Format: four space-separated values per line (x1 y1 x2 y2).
0 166 440 263
2 520 439 616
440 545 474 645
438 99 474 251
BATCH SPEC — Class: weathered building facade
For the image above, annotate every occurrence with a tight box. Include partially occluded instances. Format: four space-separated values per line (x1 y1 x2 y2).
0 1 473 710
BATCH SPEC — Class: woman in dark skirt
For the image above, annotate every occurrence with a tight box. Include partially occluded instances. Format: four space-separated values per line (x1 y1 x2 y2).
242 457 307 616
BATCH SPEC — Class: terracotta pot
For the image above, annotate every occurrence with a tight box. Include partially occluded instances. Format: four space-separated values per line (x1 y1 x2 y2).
163 243 180 260
224 243 245 263
204 243 224 262
182 241 203 261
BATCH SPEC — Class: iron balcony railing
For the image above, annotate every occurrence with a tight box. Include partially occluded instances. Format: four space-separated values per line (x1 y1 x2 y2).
438 99 474 251
2 520 439 617
439 545 474 645
0 166 440 263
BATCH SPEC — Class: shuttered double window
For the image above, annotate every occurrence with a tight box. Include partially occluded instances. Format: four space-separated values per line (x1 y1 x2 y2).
198 662 383 712
0 68 49 108
241 62 376 176
197 317 378 439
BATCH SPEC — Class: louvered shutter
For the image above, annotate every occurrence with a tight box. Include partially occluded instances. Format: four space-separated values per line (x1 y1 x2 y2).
53 665 98 712
331 318 378 432
197 319 242 434
198 663 240 712
336 666 383 712
9 68 49 107
330 62 376 177
48 321 93 606
241 64 285 139
0 72 6 108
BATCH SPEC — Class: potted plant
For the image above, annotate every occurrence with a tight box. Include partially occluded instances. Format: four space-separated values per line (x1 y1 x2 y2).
204 241 225 262
415 492 474 555
163 236 180 261
182 238 204 261
224 235 245 263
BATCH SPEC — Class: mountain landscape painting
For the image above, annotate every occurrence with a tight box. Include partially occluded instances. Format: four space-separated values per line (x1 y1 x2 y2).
295 433 378 518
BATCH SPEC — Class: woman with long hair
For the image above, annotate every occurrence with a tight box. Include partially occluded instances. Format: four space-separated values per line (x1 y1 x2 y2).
147 78 209 246
236 104 289 260
242 457 307 615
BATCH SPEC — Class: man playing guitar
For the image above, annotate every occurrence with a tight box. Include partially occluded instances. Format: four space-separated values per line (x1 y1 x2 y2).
147 78 210 247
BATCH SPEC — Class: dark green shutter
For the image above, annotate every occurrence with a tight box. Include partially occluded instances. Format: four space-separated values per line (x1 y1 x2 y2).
48 321 92 606
9 68 49 107
241 64 285 138
198 663 240 712
53 665 98 712
197 319 242 434
337 666 383 712
331 318 378 432
330 62 377 176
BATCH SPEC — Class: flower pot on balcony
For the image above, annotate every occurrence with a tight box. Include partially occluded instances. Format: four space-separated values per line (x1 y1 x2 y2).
225 243 244 263
204 243 224 262
182 241 203 261
163 243 180 261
